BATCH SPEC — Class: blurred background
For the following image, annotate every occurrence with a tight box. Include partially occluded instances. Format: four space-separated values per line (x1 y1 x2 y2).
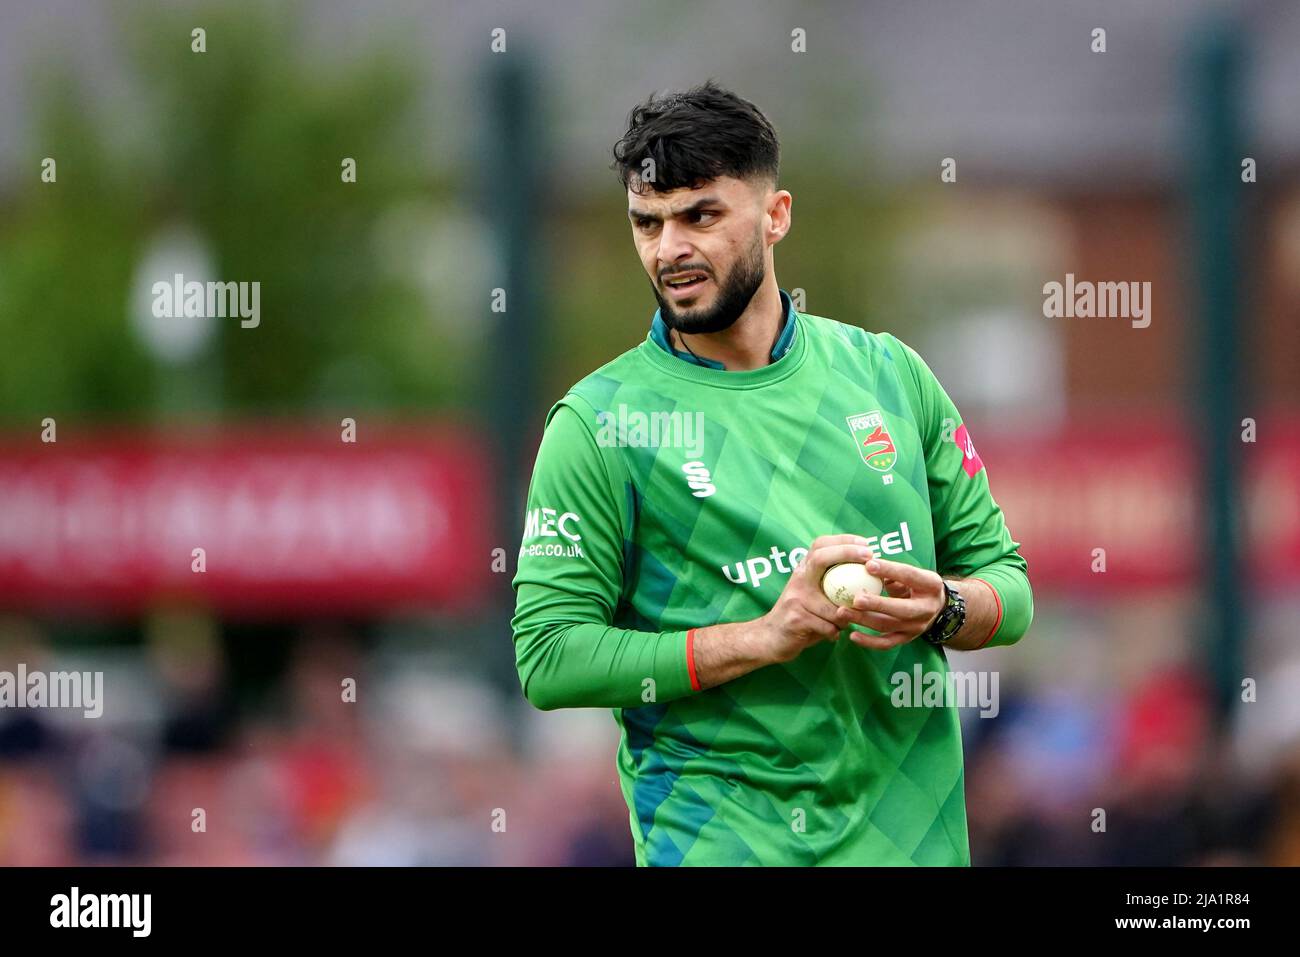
1 0 1298 865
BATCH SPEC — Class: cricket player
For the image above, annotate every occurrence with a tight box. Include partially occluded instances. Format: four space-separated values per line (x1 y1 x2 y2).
511 81 1032 865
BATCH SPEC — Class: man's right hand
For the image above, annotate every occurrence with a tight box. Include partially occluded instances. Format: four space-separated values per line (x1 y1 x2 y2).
691 536 880 691
754 535 880 663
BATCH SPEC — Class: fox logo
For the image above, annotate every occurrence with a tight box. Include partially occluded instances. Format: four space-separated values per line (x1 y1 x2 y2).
861 425 894 463
846 411 897 472
682 461 716 498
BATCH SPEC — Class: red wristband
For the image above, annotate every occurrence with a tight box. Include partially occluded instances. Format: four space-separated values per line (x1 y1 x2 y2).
686 628 701 691
968 578 1003 649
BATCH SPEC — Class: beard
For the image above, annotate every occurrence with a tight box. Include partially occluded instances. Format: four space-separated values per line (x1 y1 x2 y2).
652 233 766 336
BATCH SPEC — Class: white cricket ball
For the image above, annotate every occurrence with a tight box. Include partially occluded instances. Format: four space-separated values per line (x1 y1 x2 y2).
820 562 884 608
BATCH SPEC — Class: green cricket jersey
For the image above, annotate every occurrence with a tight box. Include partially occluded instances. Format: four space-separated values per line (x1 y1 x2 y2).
511 290 1032 866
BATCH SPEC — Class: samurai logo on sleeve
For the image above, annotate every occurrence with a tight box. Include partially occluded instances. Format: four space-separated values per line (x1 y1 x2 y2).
954 423 984 478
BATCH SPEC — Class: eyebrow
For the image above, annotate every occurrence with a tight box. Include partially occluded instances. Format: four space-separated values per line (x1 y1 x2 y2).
627 196 724 223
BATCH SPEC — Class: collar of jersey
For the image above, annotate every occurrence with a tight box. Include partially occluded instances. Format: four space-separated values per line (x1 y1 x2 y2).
641 289 807 387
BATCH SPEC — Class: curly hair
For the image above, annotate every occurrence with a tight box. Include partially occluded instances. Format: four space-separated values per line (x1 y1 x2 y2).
611 80 780 194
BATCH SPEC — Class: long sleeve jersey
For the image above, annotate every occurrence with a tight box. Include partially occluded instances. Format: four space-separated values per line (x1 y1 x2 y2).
511 291 1033 865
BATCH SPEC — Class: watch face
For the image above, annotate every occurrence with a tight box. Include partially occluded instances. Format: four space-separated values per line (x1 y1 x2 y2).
925 584 965 644
941 611 962 639
945 590 966 634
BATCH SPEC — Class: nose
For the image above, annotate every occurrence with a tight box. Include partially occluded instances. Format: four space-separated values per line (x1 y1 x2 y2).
656 220 694 270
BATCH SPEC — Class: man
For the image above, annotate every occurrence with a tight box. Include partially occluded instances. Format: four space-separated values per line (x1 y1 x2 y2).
511 81 1032 866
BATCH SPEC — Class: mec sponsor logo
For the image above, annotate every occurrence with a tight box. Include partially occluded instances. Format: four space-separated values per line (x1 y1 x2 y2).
520 506 584 558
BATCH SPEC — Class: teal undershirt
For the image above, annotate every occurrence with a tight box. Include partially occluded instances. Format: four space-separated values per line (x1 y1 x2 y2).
648 288 798 369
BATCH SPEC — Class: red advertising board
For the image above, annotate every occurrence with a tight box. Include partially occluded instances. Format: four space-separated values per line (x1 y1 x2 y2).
974 415 1300 593
0 426 494 615
0 418 1295 614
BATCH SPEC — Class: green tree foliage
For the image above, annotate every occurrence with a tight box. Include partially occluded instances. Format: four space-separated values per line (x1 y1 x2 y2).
0 3 459 425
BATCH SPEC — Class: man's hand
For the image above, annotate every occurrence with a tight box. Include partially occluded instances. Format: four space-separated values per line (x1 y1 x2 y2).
753 535 883 663
844 557 945 650
693 543 1000 692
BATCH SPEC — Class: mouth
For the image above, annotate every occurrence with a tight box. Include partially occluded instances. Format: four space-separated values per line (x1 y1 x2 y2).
662 270 710 299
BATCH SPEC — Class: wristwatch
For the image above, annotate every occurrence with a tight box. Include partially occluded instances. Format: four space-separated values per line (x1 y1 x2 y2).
921 580 966 646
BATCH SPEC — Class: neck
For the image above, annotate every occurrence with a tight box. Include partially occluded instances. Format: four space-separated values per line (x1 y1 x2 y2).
670 277 784 371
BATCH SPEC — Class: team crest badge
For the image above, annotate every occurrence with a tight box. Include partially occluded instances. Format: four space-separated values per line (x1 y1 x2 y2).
847 411 896 473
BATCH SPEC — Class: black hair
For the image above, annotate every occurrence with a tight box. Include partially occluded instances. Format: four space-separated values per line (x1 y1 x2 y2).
611 80 780 194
